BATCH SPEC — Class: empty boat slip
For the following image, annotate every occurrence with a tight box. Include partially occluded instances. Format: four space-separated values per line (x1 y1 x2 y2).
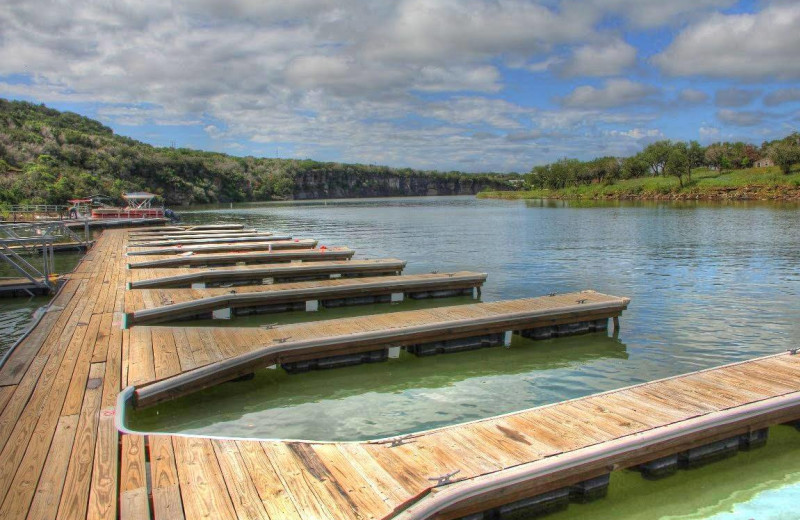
128 230 258 240
128 234 283 247
126 238 317 255
131 223 245 233
129 289 630 405
123 271 488 325
126 247 356 268
126 258 407 288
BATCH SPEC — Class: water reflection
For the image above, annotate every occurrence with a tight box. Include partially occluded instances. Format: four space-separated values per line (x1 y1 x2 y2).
128 332 628 441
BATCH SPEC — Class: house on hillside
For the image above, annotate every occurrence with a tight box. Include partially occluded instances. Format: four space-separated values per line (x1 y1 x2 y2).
754 157 774 168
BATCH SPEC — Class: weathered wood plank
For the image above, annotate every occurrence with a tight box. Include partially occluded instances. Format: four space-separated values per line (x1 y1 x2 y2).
236 441 302 520
172 436 237 520
11 414 78 520
120 434 150 520
149 436 185 520
87 411 119 520
56 362 106 520
212 440 271 520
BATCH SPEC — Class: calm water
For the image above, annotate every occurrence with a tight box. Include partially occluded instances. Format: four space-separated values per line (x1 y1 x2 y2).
3 196 800 518
129 196 800 439
0 250 84 356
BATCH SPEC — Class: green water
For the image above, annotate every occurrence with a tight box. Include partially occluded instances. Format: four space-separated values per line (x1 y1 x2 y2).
551 425 800 520
130 332 628 439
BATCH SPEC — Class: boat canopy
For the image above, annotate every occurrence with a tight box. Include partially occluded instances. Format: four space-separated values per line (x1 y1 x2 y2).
123 192 160 209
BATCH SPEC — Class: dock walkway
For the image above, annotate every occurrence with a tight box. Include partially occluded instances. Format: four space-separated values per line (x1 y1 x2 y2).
126 239 316 256
0 228 798 520
126 259 407 288
127 247 356 268
123 272 488 326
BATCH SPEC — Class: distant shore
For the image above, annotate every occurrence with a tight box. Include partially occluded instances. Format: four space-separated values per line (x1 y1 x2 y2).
479 166 800 201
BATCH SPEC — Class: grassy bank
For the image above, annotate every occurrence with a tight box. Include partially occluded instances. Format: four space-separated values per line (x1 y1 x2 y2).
479 166 800 201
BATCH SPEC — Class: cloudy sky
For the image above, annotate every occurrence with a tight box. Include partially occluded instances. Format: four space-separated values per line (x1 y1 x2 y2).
2 0 799 172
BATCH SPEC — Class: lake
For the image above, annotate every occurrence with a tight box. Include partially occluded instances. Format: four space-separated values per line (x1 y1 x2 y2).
3 196 800 518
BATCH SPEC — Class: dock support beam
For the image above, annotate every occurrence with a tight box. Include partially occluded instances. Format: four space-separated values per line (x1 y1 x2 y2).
191 282 206 289
306 300 319 312
391 292 404 303
503 331 513 347
388 346 401 359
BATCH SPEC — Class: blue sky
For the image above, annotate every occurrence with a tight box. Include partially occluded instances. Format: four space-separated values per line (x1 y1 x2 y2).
1 0 798 172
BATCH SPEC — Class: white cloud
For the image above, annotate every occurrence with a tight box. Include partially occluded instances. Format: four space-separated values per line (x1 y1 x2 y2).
364 0 597 64
654 3 800 79
525 56 562 73
699 126 720 139
764 88 800 107
559 39 637 77
0 0 785 171
560 79 659 109
678 89 709 104
584 0 738 28
714 87 760 107
717 109 767 127
609 128 664 139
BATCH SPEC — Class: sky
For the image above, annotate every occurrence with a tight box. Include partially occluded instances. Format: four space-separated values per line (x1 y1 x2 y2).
1 0 799 173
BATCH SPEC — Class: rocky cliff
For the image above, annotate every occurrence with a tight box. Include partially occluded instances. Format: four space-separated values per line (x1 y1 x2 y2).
291 171 509 199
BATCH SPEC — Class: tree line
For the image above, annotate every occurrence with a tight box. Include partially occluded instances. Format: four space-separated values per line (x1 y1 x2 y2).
0 99 513 206
526 132 800 190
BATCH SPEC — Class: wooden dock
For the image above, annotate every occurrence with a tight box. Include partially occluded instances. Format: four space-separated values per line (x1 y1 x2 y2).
128 234 282 248
126 259 407 289
0 277 60 297
128 224 245 236
126 247 355 268
123 272 488 326
0 227 798 520
126 239 317 256
129 289 628 406
64 217 171 229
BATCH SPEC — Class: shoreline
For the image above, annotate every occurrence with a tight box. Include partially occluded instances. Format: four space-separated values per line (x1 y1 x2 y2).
479 186 800 202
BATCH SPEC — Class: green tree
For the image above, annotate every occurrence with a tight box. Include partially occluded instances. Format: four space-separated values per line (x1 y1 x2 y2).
641 140 673 176
704 144 728 171
664 146 690 187
767 141 800 175
687 141 705 173
620 156 648 179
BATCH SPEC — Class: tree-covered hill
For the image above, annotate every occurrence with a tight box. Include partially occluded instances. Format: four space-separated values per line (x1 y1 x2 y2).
0 99 514 205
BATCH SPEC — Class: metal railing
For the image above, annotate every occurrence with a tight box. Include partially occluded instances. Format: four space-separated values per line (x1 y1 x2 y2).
1 205 69 222
0 221 92 295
